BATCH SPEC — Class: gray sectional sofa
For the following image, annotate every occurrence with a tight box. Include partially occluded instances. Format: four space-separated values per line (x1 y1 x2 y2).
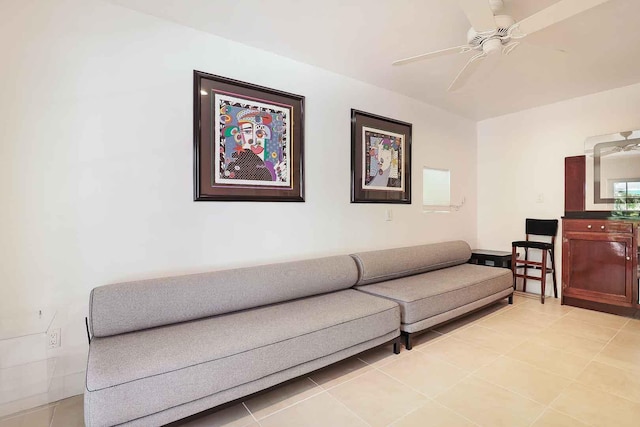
84 255 401 427
351 241 514 349
84 240 512 426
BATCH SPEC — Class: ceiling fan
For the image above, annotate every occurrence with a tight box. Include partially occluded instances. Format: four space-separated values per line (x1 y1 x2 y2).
603 143 640 156
600 131 640 157
393 0 612 92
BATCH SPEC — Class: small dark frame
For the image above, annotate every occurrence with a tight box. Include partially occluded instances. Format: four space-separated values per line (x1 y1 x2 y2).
194 71 305 202
351 109 412 204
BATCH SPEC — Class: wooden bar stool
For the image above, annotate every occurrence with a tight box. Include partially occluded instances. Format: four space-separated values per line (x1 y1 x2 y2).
511 218 558 304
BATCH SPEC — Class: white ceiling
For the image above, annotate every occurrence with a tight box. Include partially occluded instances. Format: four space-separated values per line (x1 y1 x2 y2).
106 0 640 120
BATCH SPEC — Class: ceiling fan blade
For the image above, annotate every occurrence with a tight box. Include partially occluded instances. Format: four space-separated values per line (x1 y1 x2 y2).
502 41 521 56
448 52 488 92
517 39 568 57
600 150 618 157
516 0 612 36
392 45 470 66
458 0 496 32
623 140 640 150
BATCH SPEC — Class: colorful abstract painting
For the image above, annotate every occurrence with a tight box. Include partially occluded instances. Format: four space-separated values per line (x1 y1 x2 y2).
350 109 411 204
214 93 292 187
194 71 304 201
361 126 404 192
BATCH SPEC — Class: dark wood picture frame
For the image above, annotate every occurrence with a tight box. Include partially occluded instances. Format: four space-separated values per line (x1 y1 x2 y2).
350 109 412 204
194 71 305 202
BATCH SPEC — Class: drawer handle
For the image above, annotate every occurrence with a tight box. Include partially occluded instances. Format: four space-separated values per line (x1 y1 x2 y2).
587 224 592 229
601 225 605 230
627 256 631 261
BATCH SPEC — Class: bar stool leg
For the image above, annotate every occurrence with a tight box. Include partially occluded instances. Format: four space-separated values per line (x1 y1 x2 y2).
540 249 547 304
550 248 558 299
511 246 517 290
523 248 529 293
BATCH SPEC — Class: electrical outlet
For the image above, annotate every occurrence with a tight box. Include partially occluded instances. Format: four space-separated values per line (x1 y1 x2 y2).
48 328 61 349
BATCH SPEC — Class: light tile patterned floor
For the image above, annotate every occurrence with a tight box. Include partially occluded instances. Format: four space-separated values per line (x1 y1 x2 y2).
2 292 640 427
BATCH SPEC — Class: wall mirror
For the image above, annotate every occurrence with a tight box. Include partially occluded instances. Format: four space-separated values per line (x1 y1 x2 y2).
585 130 640 212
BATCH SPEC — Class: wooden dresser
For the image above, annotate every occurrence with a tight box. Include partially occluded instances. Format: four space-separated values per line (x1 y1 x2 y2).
562 217 639 316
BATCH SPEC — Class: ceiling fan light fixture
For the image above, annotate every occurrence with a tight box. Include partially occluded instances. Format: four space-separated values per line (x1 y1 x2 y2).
483 38 503 55
620 131 633 139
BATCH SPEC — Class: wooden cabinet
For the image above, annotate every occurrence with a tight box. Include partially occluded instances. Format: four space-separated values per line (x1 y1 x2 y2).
562 218 639 315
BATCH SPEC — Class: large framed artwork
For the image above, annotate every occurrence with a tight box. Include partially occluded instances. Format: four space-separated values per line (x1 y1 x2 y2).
350 109 412 203
194 71 304 201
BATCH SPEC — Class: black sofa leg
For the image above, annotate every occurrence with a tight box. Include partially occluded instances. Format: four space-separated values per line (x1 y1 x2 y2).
393 339 401 355
508 295 513 305
405 333 413 351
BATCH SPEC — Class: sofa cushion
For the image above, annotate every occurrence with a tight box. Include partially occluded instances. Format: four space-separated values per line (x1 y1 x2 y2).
89 255 359 337
351 241 471 286
85 289 399 426
400 289 513 334
92 332 399 427
356 264 512 325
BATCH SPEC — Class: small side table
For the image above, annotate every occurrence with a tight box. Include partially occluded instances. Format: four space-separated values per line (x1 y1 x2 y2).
469 250 513 269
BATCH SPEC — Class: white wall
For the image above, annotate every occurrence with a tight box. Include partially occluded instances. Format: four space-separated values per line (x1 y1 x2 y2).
0 0 477 410
477 81 640 295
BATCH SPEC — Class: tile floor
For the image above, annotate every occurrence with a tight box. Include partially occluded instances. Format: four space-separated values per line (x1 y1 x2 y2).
2 292 640 427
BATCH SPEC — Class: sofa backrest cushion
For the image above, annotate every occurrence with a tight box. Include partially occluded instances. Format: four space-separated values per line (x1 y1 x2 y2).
89 255 359 337
351 241 471 286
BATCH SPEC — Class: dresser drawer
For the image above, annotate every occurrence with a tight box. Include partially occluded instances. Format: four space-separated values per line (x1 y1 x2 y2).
563 219 633 234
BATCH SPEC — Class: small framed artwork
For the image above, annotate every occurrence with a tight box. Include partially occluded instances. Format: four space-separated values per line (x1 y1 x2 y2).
350 109 412 203
194 71 305 201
